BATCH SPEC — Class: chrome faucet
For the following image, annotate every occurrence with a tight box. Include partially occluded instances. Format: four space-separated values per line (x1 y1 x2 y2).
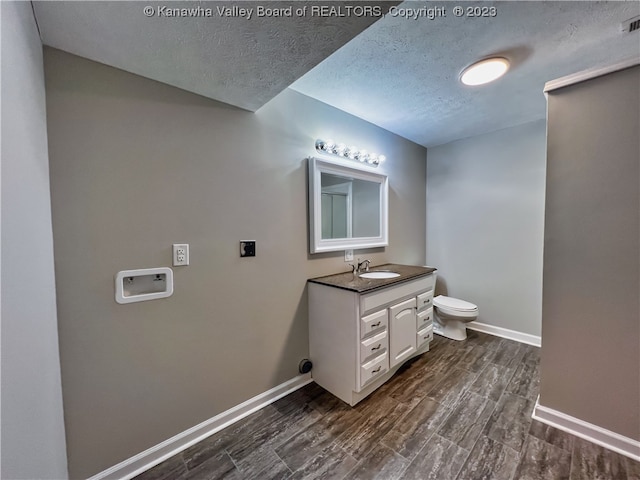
357 259 371 273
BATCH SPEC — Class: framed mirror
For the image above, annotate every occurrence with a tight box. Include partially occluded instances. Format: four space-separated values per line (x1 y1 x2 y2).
309 157 388 253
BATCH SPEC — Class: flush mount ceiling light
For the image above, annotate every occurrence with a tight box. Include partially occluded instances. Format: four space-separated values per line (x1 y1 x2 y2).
315 139 386 167
460 57 510 86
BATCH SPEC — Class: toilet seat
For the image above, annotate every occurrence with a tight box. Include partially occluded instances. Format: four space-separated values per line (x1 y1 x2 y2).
433 295 478 318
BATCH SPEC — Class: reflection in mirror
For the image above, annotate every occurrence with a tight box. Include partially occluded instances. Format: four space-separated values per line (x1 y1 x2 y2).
320 174 381 239
321 174 350 239
352 179 381 237
309 157 388 253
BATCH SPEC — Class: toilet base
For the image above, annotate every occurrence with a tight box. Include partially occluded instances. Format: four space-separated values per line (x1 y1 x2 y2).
433 297 478 342
433 317 469 341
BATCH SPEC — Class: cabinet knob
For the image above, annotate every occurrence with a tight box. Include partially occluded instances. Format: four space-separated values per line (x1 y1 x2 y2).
371 321 381 327
372 366 381 373
371 344 382 351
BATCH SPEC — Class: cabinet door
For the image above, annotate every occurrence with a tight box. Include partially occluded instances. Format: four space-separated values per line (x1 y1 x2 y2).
389 298 417 368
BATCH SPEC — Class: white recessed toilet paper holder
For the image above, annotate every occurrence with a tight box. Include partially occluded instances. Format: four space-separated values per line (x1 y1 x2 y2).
115 267 173 304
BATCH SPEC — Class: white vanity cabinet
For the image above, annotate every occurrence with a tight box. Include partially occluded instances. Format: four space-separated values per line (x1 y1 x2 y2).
308 271 435 406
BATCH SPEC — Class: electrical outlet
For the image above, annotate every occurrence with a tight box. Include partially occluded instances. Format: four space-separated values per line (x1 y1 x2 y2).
172 244 189 266
345 250 354 262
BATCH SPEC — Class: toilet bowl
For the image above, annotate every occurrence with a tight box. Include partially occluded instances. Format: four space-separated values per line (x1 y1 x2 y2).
433 295 479 341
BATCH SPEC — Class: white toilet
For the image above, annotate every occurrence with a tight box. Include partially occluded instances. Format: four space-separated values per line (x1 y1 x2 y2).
432 295 479 341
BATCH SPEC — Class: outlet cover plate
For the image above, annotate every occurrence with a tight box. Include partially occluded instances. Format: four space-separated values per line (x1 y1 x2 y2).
173 244 189 266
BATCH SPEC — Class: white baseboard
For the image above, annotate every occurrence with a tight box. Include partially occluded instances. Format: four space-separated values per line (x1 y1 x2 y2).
532 396 640 462
88 374 313 480
467 321 541 347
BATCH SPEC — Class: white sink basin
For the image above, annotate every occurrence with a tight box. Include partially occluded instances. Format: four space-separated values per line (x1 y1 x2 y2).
359 271 401 279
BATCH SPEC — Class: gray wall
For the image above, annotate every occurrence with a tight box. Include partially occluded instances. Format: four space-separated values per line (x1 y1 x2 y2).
540 66 639 440
44 48 427 478
0 3 68 479
426 120 547 337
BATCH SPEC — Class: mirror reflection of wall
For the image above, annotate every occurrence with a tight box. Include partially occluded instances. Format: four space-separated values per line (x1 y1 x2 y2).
352 179 380 237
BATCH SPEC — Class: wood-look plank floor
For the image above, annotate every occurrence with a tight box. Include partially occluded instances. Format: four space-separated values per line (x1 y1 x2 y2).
134 332 639 480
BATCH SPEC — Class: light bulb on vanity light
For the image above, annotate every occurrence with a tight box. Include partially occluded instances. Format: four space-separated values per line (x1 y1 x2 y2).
325 139 335 153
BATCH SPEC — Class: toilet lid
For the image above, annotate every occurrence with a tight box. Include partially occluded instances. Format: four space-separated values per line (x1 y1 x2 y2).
434 295 478 312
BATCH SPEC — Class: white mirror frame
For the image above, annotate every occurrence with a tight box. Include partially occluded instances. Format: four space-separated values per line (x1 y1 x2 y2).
309 156 389 254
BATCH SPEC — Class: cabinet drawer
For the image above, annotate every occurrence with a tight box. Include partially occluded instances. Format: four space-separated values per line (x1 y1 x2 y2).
417 291 434 310
359 353 388 389
360 309 388 339
417 325 434 349
360 329 388 363
417 307 433 331
361 275 434 314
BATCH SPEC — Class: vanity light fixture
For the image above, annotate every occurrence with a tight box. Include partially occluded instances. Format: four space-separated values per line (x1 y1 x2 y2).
460 57 510 86
315 139 386 166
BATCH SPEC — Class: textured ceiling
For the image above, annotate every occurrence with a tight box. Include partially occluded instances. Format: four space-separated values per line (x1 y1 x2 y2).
34 1 639 146
33 1 392 111
292 1 640 146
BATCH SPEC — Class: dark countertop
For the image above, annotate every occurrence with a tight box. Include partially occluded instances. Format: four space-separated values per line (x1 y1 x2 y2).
308 264 437 294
